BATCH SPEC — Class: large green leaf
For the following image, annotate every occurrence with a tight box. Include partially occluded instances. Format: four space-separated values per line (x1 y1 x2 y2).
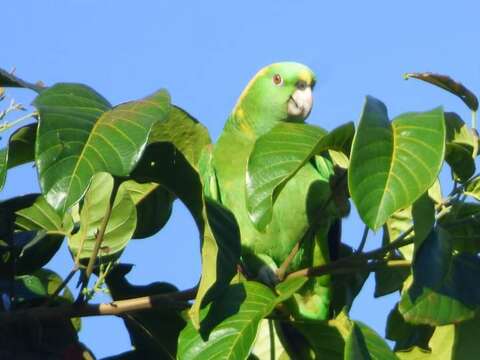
34 83 170 213
246 121 354 230
399 230 480 326
349 96 445 230
131 142 240 328
68 172 136 262
178 280 303 360
105 264 186 359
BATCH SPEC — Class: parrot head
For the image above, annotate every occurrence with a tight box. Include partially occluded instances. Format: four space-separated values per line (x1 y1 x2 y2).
230 62 316 136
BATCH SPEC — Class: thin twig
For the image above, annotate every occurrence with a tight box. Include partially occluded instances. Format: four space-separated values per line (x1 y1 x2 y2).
0 111 37 133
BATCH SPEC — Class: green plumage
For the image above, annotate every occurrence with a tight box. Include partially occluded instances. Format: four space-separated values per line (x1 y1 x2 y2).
208 62 339 320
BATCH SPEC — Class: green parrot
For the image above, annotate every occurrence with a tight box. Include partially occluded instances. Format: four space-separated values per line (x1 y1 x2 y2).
205 62 341 320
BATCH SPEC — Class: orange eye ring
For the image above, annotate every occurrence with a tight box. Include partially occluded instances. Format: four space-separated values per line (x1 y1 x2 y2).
272 74 283 86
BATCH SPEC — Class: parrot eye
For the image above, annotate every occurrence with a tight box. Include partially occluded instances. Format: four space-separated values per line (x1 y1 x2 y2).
272 74 283 86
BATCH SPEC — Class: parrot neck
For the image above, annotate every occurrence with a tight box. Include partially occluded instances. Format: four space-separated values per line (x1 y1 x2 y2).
224 104 282 139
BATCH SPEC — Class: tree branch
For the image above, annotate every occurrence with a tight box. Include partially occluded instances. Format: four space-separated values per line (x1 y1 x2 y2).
0 287 198 323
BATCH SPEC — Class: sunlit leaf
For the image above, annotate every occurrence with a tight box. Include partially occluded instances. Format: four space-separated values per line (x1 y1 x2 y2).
349 96 445 230
34 84 170 214
178 282 276 360
149 105 211 168
68 172 136 262
14 195 72 273
246 121 354 230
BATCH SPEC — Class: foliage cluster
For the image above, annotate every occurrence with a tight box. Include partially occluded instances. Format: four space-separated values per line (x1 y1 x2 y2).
0 67 479 359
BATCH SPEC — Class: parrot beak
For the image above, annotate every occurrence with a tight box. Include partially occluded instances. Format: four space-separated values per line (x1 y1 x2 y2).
287 85 313 119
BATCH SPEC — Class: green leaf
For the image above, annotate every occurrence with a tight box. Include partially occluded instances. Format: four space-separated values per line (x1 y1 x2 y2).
399 230 480 326
0 123 36 191
105 264 186 359
384 208 415 260
13 195 72 273
411 193 435 253
122 105 210 239
349 96 445 230
374 260 410 298
0 194 68 274
464 176 480 200
345 321 398 360
330 244 369 313
68 172 136 262
294 313 351 359
178 281 281 360
386 305 433 351
121 180 174 239
131 142 241 328
397 315 480 359
149 105 211 168
246 121 354 230
404 72 479 111
438 202 480 253
444 112 476 182
183 279 304 359
34 83 170 213
8 268 80 330
250 320 290 360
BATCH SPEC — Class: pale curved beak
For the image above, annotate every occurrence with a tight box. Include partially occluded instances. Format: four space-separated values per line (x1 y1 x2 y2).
287 86 313 119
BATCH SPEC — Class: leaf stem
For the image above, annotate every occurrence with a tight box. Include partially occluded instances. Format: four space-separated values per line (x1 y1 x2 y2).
46 266 79 305
276 171 346 280
355 226 369 253
84 182 119 284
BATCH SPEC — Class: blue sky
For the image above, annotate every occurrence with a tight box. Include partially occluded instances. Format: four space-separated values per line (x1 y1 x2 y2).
3 1 480 357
